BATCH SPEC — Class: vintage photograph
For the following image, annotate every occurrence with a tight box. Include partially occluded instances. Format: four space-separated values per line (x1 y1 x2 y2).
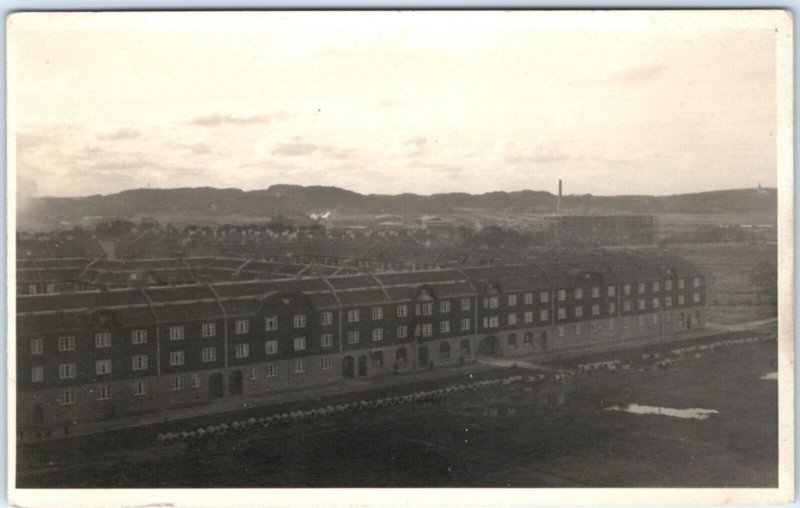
7 9 793 506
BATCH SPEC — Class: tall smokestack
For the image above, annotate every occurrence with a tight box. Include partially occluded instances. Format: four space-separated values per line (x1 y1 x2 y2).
557 179 562 215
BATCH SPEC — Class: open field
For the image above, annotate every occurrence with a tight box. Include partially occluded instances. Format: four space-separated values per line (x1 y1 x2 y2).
17 333 777 488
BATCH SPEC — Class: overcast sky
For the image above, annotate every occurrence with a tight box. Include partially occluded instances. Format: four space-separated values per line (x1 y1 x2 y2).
10 11 783 198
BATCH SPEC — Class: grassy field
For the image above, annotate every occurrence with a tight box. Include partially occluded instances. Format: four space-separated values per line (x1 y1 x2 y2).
18 334 777 488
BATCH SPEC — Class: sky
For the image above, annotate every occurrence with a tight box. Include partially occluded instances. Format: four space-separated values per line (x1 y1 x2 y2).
9 11 785 199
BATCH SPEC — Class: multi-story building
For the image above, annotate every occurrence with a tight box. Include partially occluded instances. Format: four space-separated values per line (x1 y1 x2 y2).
16 251 705 432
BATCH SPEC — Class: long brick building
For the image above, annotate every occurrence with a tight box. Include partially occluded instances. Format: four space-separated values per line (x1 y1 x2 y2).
16 251 705 432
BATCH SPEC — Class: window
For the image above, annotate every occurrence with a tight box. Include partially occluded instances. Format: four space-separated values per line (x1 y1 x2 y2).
397 326 408 338
638 316 646 327
574 306 583 318
416 303 433 316
608 319 615 330
524 311 533 323
558 326 565 337
461 298 471 311
592 321 602 333
321 356 332 370
574 288 583 300
524 332 533 343
396 305 408 317
665 280 673 291
235 320 249 334
58 363 76 379
249 367 258 380
524 293 534 304
202 347 217 362
133 380 147 396
294 359 306 373
192 374 201 388
652 314 659 324
28 284 38 295
95 359 112 375
265 363 277 377
652 298 660 309
440 321 450 333
678 295 686 305
348 309 360 322
608 286 616 297
58 336 75 352
320 312 333 326
483 296 499 309
95 333 111 348
508 294 517 306
97 385 111 400
132 355 148 371
460 318 471 331
30 338 43 355
421 324 433 337
623 284 631 295
371 307 384 320
169 326 184 341
653 281 660 292
666 296 673 307
202 322 216 337
293 314 307 328
31 366 43 383
678 279 685 289
235 343 249 358
293 337 307 351
170 351 185 366
575 323 584 335
693 293 700 303
557 290 566 301
693 277 700 288
592 287 600 298
638 282 646 293
508 313 518 326
637 299 646 310
265 316 278 331
60 389 76 406
557 308 566 320
540 291 550 303
320 334 333 348
171 375 184 391
132 329 147 344
440 300 451 313
483 316 499 329
347 331 360 344
623 317 630 328
609 302 616 314
540 309 549 322
592 304 600 316
265 340 278 354
623 301 632 312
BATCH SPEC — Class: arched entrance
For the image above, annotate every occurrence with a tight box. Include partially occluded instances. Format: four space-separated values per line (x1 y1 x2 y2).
209 373 224 399
540 331 549 351
460 339 471 357
478 336 499 356
343 356 355 378
418 346 430 368
358 355 368 376
439 341 450 360
507 333 518 349
229 370 243 395
396 347 407 368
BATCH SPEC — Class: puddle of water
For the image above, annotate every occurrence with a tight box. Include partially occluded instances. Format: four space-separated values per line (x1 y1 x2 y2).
604 404 718 420
760 372 778 380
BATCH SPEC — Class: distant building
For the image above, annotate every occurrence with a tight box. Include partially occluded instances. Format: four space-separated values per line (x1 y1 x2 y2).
541 214 656 246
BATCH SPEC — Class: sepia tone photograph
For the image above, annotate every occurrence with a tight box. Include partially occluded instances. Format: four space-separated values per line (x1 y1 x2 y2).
6 9 794 507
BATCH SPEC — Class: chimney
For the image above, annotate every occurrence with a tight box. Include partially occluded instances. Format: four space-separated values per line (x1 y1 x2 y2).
557 179 562 215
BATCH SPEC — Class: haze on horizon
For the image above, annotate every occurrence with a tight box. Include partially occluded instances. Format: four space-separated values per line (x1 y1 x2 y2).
10 11 781 200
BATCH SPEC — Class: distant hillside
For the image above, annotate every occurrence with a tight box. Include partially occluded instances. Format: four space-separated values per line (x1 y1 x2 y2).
19 185 777 230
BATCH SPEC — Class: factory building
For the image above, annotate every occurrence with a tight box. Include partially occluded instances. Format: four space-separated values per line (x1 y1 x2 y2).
16 251 705 432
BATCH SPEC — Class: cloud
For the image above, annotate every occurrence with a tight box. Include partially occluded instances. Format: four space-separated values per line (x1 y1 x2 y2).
98 127 141 141
273 141 318 156
608 64 666 84
188 112 288 127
